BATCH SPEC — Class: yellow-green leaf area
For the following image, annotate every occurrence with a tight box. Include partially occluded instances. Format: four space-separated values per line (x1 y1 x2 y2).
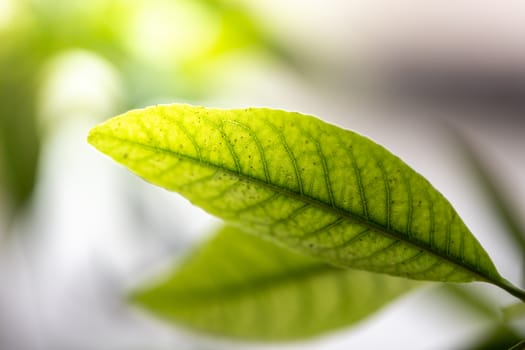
88 104 504 285
133 226 414 340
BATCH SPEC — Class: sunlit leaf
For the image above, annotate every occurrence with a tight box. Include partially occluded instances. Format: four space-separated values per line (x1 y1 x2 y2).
88 104 524 299
133 226 414 340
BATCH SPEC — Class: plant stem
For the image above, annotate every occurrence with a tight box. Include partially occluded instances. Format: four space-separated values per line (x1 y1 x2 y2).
496 279 525 303
509 340 525 350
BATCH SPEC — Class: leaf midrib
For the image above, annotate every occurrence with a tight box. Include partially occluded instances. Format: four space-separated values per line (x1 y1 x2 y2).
95 133 498 284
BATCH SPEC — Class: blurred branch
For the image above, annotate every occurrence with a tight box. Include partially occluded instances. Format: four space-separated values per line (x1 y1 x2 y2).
509 340 525 350
445 284 501 320
449 126 525 285
441 285 522 350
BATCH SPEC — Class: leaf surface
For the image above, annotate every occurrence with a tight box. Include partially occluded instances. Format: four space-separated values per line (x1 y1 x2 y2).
88 104 514 290
133 226 414 340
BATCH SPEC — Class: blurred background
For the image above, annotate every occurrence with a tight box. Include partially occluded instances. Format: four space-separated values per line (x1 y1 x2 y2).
1 0 524 349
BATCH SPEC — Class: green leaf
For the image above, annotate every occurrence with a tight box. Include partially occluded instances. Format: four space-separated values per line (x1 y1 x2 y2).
503 302 525 322
133 226 414 340
0 36 42 223
88 104 524 299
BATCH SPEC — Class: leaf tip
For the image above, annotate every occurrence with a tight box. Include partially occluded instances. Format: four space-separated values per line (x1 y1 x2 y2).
86 123 103 148
126 286 147 306
86 112 131 157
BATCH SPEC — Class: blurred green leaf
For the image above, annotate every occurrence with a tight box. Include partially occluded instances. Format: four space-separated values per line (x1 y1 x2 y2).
30 0 127 59
503 302 525 323
0 0 295 224
88 104 523 299
0 0 124 223
173 0 303 98
199 0 287 57
0 32 43 221
133 226 414 340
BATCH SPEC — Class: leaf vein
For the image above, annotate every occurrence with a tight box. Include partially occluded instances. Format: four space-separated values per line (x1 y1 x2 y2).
298 126 336 208
217 121 242 174
376 158 391 229
101 135 497 283
300 217 344 240
178 172 219 190
172 118 202 161
400 170 413 237
352 240 401 264
346 141 369 219
234 193 281 216
223 119 271 182
331 228 371 252
267 122 304 195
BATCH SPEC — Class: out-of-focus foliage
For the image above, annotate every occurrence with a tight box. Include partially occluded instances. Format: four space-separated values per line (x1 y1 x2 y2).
466 327 522 350
0 0 287 228
504 302 525 323
0 15 43 224
2 0 524 348
451 127 525 282
441 285 522 350
446 127 525 349
133 226 414 340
